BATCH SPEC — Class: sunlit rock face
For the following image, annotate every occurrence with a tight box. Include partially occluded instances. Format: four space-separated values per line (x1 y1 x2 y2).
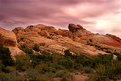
0 27 23 57
11 23 121 56
0 27 17 46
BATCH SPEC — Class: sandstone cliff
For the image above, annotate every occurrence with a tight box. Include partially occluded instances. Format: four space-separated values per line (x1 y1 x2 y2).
0 27 23 56
12 23 121 56
1 23 121 56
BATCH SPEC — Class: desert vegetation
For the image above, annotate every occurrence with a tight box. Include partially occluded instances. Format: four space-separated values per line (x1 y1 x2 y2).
0 44 121 81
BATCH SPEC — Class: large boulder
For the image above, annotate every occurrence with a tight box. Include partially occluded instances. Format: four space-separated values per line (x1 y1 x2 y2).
68 24 93 40
68 24 84 33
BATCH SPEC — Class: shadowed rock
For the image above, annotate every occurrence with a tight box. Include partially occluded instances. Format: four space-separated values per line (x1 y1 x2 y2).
68 24 83 33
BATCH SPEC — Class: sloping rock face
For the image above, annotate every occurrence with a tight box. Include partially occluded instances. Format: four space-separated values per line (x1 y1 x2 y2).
12 23 121 56
0 27 23 56
12 24 105 56
82 34 121 53
0 27 17 46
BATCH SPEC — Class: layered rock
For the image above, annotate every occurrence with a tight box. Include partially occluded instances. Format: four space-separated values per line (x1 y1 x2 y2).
12 24 106 56
11 23 121 56
68 24 93 40
0 27 17 46
68 24 92 36
0 27 23 56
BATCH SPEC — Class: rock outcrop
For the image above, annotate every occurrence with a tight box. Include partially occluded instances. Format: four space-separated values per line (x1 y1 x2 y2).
0 27 17 46
12 24 108 56
68 24 93 40
0 23 118 56
0 27 23 57
68 24 83 33
68 24 92 36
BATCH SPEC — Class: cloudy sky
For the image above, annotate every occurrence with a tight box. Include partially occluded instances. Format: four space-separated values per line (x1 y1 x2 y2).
0 0 121 37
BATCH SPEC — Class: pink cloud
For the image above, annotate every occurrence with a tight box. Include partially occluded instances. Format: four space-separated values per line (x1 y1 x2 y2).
0 0 121 37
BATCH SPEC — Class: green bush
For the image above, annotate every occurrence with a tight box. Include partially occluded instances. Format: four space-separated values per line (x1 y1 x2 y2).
0 44 14 66
73 54 94 68
0 73 9 81
61 72 74 81
83 67 93 73
16 55 30 72
58 57 74 69
64 49 72 57
1 43 121 81
115 53 121 61
27 68 53 81
42 66 56 74
30 51 52 67
89 54 121 81
0 61 5 72
94 54 113 66
33 44 40 51
19 45 33 55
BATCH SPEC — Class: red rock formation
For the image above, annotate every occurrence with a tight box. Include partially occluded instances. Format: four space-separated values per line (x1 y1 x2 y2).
12 23 121 56
0 27 23 56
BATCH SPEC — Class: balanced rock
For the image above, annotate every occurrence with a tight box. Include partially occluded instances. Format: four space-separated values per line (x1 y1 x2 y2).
68 24 83 33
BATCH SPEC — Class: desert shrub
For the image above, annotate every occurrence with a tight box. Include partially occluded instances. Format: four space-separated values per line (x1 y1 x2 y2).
27 68 53 81
0 61 15 73
19 45 33 55
0 61 5 72
64 49 72 57
49 63 65 71
3 66 16 73
30 51 52 67
27 68 40 81
0 44 14 66
107 61 121 80
16 55 30 72
41 50 52 62
73 54 94 68
58 57 74 69
35 64 56 77
33 44 40 51
115 53 121 61
0 73 9 81
9 76 26 81
54 70 67 77
42 50 51 55
83 67 93 73
61 72 74 81
94 54 113 66
2 71 26 81
90 62 121 81
54 70 74 81
16 58 25 72
89 54 121 81
42 66 56 76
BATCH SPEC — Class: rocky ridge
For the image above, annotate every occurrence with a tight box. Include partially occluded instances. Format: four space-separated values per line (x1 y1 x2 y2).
0 23 121 56
11 23 121 56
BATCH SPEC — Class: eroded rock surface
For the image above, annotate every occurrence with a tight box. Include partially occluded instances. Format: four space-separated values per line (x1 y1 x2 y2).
0 27 23 56
0 23 119 56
